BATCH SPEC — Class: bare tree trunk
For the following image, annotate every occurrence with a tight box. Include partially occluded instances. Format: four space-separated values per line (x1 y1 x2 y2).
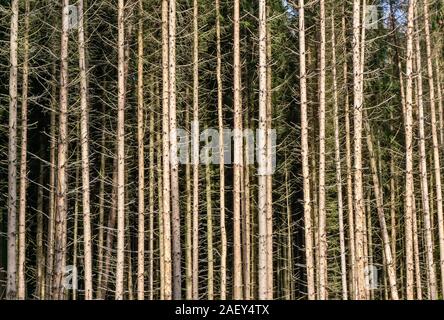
17 0 30 299
53 0 70 300
148 79 156 300
46 64 57 298
161 0 172 300
414 25 437 299
192 0 199 300
412 195 422 299
157 127 165 300
299 0 315 300
216 0 227 300
136 0 145 300
352 0 366 300
284 153 293 300
97 103 106 297
185 92 192 300
36 156 45 299
265 13 273 300
331 12 347 300
342 7 356 298
99 162 117 299
389 113 398 288
242 119 251 299
423 0 444 294
258 0 268 300
72 149 80 301
435 58 444 148
364 112 399 300
7 0 19 301
404 0 416 299
168 0 181 299
318 0 327 300
115 0 126 300
233 0 243 300
206 158 214 299
77 0 93 299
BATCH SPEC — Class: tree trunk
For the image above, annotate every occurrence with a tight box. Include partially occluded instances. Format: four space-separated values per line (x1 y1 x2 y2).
216 0 227 300
233 0 243 300
364 111 399 300
318 0 327 300
414 25 437 299
299 0 315 300
352 0 366 300
342 7 356 298
404 0 416 299
53 0 70 300
7 0 19 300
115 0 126 300
78 0 93 299
161 0 172 300
258 0 268 300
423 0 444 295
192 0 199 300
136 0 145 300
168 0 181 299
17 0 30 299
331 12 347 300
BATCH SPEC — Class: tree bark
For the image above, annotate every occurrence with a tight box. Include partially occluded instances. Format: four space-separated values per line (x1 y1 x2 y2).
78 0 93 299
53 0 70 300
115 0 126 300
299 0 315 300
318 0 327 300
17 0 30 299
404 0 416 300
137 0 145 300
7 0 19 300
161 0 172 300
233 0 243 300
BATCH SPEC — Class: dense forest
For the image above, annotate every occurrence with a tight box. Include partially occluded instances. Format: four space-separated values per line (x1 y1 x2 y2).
0 0 444 300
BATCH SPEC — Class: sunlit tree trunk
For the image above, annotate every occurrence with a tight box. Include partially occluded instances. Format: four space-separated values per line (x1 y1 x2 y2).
192 0 199 300
233 0 243 300
161 0 172 300
414 24 437 299
53 0 70 300
299 0 315 300
136 0 145 300
318 0 327 300
17 0 30 299
404 0 416 299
